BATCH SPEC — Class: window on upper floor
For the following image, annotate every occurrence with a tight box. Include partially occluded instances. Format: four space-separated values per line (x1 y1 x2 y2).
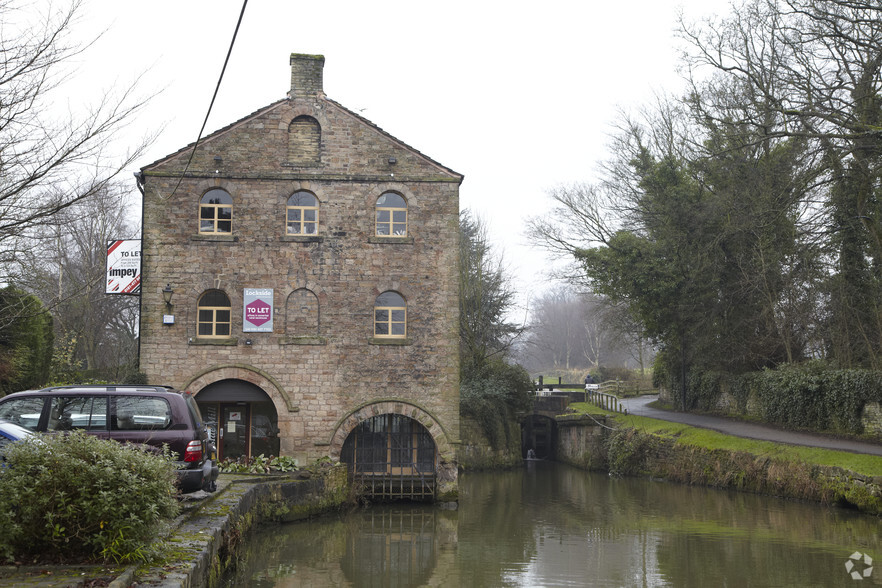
375 192 407 237
197 290 232 338
286 191 319 235
374 291 406 338
288 115 321 165
199 189 233 235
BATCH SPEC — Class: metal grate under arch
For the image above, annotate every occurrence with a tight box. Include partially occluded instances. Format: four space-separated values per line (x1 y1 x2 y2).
341 414 436 501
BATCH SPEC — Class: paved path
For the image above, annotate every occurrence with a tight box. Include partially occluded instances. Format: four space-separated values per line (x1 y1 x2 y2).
619 395 882 457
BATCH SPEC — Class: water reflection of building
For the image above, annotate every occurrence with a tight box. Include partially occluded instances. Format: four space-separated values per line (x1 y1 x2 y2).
137 53 461 499
342 508 438 586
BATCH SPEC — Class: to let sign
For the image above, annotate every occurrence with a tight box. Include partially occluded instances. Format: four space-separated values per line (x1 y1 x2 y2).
106 240 141 295
243 289 273 332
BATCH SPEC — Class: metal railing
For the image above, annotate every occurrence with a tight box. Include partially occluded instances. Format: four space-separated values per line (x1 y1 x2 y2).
352 463 436 500
583 388 628 414
531 376 630 415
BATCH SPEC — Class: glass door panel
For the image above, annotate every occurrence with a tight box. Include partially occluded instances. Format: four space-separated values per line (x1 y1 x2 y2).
220 404 248 460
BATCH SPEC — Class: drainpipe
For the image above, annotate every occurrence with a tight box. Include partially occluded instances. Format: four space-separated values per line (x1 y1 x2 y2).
134 171 146 380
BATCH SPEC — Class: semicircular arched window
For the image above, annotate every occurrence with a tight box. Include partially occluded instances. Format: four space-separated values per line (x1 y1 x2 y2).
286 191 319 235
375 192 407 237
374 291 406 338
197 290 232 338
199 189 233 235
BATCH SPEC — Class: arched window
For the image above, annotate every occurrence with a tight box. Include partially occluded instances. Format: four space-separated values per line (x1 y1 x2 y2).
375 192 407 237
197 290 232 338
287 288 319 335
288 115 321 165
286 191 319 235
374 291 406 338
199 189 233 234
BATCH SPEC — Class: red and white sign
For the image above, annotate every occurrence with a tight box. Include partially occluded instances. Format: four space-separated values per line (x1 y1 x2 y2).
106 240 141 295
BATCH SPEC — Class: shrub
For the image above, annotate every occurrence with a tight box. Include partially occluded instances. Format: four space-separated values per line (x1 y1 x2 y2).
671 362 882 436
461 358 533 448
0 430 179 563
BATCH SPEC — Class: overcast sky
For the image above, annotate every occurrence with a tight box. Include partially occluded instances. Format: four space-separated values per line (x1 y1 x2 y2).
66 0 732 315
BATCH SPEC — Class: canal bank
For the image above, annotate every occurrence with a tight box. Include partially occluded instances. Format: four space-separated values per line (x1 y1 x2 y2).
555 412 882 516
0 465 351 588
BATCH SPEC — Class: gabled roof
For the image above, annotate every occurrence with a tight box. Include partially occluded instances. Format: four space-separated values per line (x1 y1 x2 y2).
139 98 287 171
141 95 463 182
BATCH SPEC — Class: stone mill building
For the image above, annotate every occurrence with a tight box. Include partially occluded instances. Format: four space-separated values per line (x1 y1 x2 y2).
136 53 462 500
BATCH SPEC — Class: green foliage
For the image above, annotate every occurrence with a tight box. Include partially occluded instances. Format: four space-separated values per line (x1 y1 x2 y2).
746 364 882 434
0 286 53 394
49 334 83 385
667 363 882 436
121 368 149 385
218 454 300 474
460 358 533 448
605 428 655 477
0 430 179 563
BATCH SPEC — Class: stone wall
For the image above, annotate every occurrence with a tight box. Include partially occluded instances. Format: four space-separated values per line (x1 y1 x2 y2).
457 416 523 470
133 466 351 587
554 414 609 471
554 416 882 516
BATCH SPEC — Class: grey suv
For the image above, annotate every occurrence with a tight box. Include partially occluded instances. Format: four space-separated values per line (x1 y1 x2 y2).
0 385 218 493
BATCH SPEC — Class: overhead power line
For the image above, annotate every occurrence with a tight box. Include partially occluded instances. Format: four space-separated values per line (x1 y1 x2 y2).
167 0 248 200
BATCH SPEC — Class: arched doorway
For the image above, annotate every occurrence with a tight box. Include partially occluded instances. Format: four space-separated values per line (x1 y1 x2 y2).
195 379 280 461
341 413 436 500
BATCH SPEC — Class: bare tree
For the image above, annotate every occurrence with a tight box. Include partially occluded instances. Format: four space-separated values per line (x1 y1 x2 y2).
22 182 139 376
0 0 153 298
459 210 523 373
522 289 638 373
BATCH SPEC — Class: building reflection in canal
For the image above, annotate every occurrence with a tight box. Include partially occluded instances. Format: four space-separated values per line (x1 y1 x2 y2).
223 461 881 587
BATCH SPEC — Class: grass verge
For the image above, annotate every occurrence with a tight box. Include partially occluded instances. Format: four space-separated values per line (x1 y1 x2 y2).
568 402 882 477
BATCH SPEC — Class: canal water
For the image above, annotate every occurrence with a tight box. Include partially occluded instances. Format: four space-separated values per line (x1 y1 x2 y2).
222 461 880 587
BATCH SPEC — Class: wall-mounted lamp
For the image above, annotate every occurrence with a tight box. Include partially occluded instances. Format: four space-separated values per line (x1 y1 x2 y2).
162 284 175 325
214 155 222 174
388 156 397 165
162 284 174 310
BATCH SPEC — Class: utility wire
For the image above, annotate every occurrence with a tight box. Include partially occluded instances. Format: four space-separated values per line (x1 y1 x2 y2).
166 0 248 201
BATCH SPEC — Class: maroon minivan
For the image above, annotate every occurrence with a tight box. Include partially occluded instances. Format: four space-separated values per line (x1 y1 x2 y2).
0 385 218 493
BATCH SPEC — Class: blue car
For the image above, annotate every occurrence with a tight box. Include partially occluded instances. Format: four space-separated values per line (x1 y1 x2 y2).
0 419 33 462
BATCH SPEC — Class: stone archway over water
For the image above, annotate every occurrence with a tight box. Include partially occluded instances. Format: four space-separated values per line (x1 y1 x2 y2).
330 400 458 501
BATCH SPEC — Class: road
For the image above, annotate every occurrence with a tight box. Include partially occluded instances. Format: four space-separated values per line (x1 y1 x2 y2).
619 395 882 457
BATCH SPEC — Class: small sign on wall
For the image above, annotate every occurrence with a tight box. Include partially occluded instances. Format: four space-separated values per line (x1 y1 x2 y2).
243 288 273 332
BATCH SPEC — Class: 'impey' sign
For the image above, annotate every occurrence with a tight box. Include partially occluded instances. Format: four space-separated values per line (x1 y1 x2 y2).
106 239 141 295
243 288 273 332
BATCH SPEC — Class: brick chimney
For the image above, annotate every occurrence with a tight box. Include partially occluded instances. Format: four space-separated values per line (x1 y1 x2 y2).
289 53 325 99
